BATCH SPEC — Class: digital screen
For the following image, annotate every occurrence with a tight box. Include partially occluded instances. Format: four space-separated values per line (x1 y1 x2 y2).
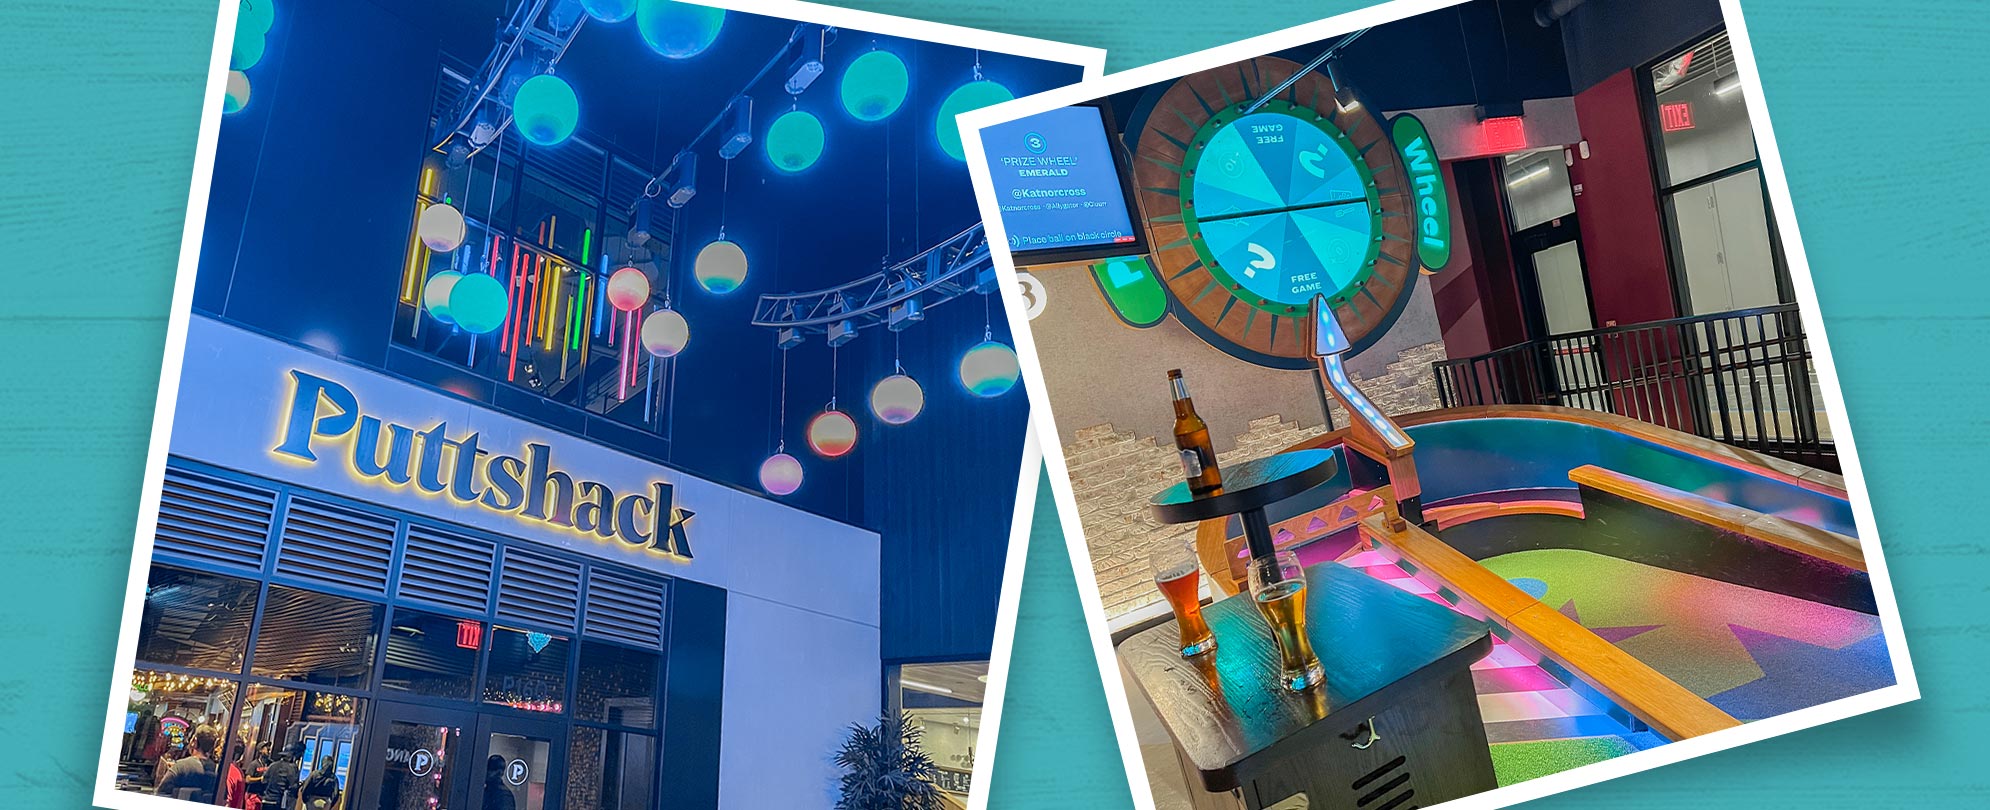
1190 112 1372 303
336 740 352 790
983 105 1141 259
300 738 318 781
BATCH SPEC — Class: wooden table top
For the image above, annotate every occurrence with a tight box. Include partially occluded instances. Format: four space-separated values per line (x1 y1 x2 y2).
1118 562 1491 791
1148 448 1339 525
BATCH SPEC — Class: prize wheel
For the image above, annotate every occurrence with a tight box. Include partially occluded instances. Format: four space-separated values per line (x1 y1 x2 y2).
1130 56 1421 367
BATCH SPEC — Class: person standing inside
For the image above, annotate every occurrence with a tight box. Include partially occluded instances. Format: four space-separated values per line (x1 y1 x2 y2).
299 755 342 810
244 743 272 810
261 742 303 810
155 726 221 803
482 755 518 810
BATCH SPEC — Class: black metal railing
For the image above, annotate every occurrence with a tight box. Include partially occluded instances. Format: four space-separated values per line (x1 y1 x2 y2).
1433 304 1836 471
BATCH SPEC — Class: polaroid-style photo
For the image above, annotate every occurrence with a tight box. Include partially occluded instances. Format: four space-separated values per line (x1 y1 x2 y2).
95 2 1100 809
960 0 1917 807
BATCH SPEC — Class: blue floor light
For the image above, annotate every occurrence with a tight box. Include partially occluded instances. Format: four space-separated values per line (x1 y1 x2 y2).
840 50 908 122
637 0 725 59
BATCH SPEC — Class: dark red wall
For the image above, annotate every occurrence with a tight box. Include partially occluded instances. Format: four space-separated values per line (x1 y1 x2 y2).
1569 69 1678 326
1433 159 1529 359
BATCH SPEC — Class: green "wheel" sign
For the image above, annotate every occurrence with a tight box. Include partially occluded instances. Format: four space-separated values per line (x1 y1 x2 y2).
1391 114 1450 272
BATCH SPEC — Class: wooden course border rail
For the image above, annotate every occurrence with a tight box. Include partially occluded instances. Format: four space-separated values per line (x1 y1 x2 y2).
1568 464 1866 572
1359 514 1743 742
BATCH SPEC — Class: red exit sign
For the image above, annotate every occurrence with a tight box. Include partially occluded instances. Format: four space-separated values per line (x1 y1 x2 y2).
457 620 483 650
1480 116 1527 153
1660 102 1695 132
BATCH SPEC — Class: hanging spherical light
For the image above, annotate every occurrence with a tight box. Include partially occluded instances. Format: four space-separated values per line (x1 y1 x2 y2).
417 203 466 252
765 110 824 173
693 239 747 293
240 1 276 34
231 24 265 71
870 374 924 425
640 308 689 357
512 74 579 147
841 50 909 122
580 0 636 23
605 267 651 311
959 340 1021 397
448 273 509 335
223 71 252 114
807 410 858 458
636 0 725 59
935 80 1014 161
422 271 464 325
759 452 803 495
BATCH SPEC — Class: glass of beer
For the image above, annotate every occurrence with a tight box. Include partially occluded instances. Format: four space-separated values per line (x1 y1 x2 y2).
1151 540 1216 657
1248 551 1324 691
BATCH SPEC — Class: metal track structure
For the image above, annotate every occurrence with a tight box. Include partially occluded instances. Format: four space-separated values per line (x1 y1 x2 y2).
431 0 589 160
750 224 993 347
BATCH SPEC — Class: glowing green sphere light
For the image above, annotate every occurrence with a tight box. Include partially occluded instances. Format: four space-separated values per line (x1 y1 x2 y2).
581 0 637 23
636 0 725 59
513 74 579 147
936 80 1013 161
840 50 909 122
448 273 510 335
231 24 265 71
765 110 824 173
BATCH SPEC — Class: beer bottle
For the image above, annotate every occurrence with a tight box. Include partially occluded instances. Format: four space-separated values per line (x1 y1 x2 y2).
1168 369 1223 496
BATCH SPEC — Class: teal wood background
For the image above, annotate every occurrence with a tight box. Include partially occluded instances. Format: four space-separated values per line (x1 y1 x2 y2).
2 0 1985 807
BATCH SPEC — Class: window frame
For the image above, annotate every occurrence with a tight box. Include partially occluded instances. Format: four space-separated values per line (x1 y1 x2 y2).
1638 26 1795 316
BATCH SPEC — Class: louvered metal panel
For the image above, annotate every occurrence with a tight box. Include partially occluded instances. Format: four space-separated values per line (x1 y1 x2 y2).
606 158 654 215
153 467 277 572
532 139 608 200
584 566 667 648
497 549 582 630
398 525 498 614
275 498 396 594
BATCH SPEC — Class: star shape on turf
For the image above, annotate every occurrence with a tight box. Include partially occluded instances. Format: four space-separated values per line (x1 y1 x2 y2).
1556 599 1663 644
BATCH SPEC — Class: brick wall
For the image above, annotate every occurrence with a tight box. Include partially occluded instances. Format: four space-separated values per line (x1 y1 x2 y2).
1062 341 1447 617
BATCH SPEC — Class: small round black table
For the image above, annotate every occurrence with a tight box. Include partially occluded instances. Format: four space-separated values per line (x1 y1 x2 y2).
1148 448 1338 564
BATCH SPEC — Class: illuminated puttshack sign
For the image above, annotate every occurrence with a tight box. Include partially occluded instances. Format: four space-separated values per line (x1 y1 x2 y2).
1390 113 1452 272
271 371 695 560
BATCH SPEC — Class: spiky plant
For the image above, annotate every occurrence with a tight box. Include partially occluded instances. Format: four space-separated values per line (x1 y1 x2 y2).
834 712 946 810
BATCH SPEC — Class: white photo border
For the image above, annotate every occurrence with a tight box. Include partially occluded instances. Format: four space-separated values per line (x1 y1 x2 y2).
92 2 1103 809
956 1 1919 808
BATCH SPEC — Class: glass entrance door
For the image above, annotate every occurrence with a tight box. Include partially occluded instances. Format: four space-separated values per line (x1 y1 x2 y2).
363 702 472 810
469 714 565 810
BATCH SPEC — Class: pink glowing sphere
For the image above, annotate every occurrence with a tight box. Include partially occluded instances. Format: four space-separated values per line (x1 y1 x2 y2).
606 267 651 311
759 452 803 495
807 409 858 458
